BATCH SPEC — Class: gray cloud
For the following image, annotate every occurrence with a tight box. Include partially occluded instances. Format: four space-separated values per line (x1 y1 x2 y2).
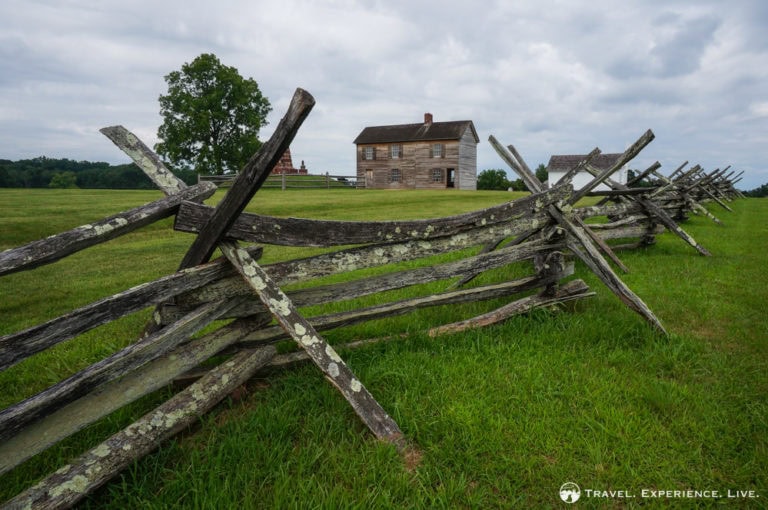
649 13 721 77
606 12 721 79
0 0 766 189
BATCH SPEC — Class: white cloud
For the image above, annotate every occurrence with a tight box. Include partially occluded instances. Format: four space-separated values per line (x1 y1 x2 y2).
750 102 768 118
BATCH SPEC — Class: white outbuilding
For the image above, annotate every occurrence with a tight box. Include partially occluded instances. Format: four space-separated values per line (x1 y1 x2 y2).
546 153 627 191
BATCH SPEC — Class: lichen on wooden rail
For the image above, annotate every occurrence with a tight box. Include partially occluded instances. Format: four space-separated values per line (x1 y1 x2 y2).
173 183 570 247
0 316 269 476
0 298 242 442
3 346 277 510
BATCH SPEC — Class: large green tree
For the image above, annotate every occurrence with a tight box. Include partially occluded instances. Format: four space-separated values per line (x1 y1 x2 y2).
48 171 78 189
156 54 272 175
477 169 511 190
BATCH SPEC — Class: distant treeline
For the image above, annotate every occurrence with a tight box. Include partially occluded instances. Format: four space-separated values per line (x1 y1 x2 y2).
744 183 768 198
0 157 197 189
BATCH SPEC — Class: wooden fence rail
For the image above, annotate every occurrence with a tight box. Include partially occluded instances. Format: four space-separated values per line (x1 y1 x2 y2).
199 172 364 189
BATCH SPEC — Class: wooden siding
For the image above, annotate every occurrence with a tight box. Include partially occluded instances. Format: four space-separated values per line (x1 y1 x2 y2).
457 127 477 190
356 126 477 190
547 168 628 191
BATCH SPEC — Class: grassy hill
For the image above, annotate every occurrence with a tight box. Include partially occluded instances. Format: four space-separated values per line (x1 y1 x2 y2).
0 189 765 508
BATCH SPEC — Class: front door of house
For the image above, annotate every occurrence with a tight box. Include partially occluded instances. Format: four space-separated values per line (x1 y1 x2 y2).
446 168 455 188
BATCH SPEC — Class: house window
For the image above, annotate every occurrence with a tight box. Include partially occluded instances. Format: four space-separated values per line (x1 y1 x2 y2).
432 168 443 182
431 143 444 158
390 169 401 183
390 144 402 159
362 146 375 160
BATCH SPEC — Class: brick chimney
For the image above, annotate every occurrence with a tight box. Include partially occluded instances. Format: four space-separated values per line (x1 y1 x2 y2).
424 112 433 125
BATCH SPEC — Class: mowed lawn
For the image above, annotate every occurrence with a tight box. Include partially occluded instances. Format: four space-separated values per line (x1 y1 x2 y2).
0 188 766 508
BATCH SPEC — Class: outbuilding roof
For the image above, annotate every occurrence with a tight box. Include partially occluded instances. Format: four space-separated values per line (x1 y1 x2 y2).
353 119 479 145
547 153 623 172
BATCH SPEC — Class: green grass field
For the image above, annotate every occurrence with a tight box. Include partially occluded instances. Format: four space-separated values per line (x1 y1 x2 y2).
0 188 766 508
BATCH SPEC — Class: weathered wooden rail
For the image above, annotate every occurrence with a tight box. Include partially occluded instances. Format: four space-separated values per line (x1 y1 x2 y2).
0 88 738 509
580 159 742 254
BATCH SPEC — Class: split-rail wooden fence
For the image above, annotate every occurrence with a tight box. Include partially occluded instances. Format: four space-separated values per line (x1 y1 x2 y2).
199 172 363 189
0 88 740 509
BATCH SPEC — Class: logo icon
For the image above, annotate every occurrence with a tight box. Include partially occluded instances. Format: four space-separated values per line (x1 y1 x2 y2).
560 482 581 503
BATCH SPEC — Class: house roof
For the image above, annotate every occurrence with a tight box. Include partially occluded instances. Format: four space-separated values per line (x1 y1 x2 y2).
547 153 623 173
353 120 479 145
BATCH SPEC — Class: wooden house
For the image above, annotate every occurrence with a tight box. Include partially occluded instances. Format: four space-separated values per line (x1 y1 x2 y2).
546 153 627 191
353 113 479 190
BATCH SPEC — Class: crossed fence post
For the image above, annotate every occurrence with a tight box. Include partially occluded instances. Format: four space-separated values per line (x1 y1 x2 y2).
103 89 407 450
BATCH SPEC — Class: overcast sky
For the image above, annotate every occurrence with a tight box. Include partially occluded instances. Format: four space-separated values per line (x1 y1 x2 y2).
1 0 766 189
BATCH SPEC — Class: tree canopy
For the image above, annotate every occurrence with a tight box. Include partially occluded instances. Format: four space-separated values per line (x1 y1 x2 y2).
477 167 546 191
477 169 511 190
155 53 272 175
48 171 79 189
0 157 197 189
744 183 768 197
